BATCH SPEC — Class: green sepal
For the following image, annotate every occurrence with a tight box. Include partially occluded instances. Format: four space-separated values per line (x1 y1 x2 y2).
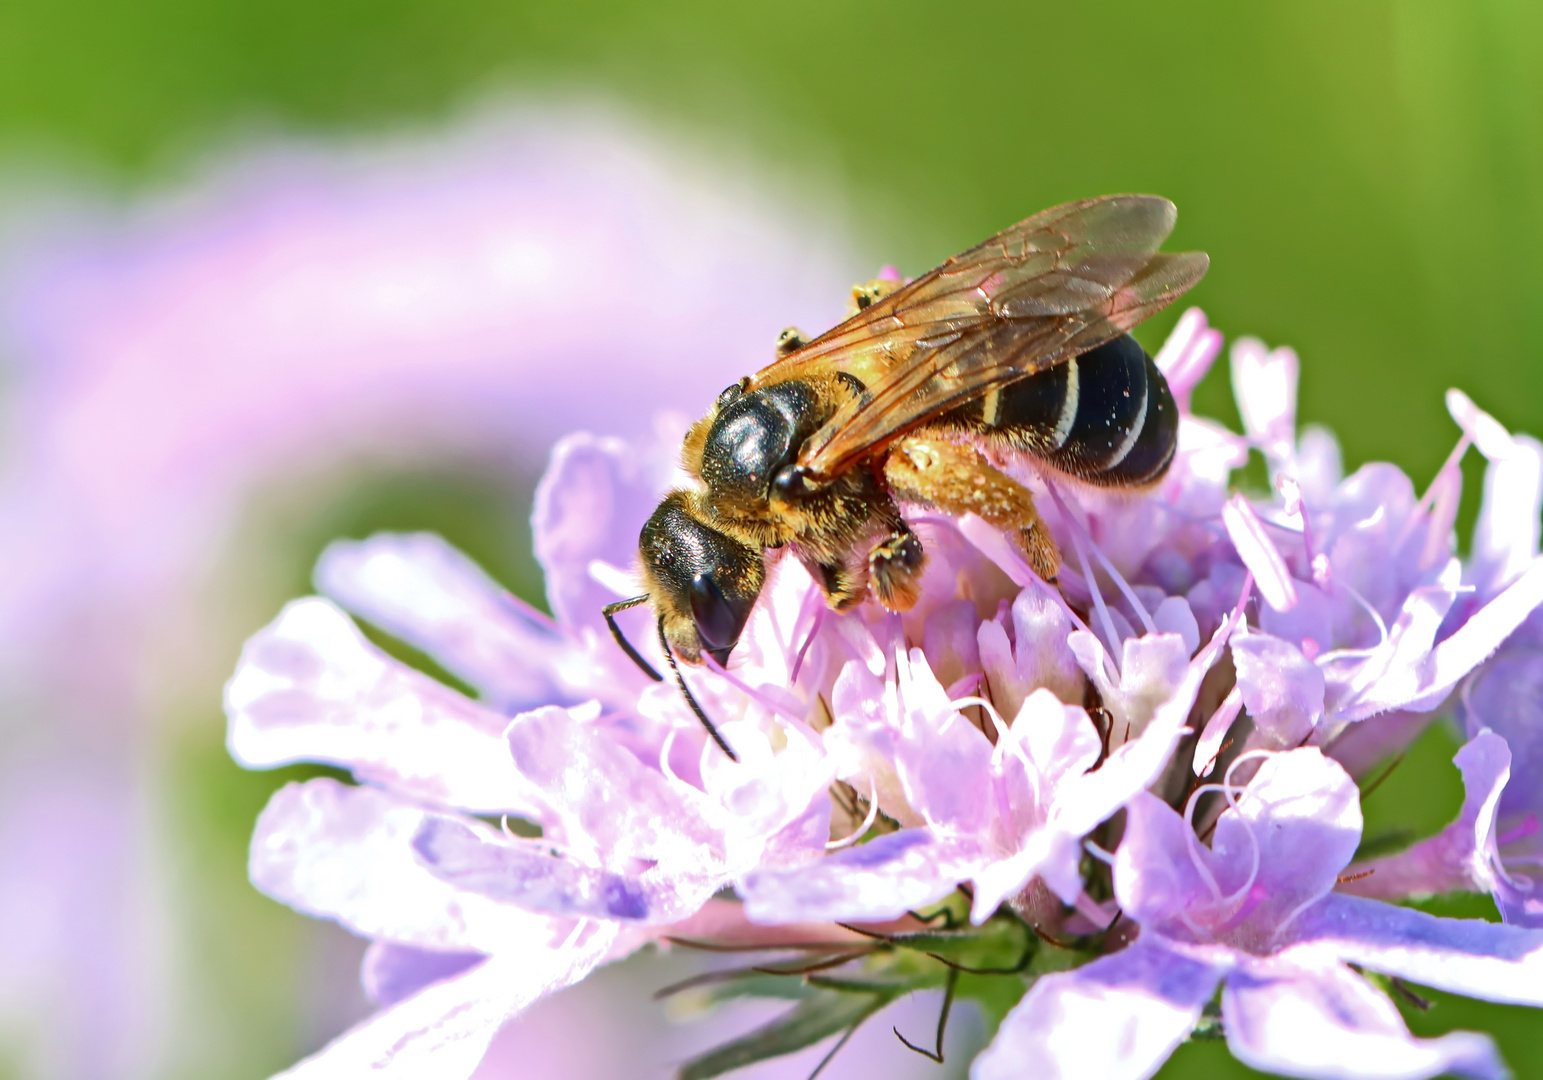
676 988 896 1080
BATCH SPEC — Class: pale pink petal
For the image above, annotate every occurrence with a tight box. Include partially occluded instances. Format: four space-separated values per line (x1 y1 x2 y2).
1463 394 1543 593
1016 688 1102 789
1340 731 1510 903
531 432 676 637
1223 953 1504 1080
1054 618 1237 902
1152 595 1200 656
1209 749 1362 940
1230 337 1299 464
1446 389 1515 461
1350 558 1543 717
250 779 568 953
1153 307 1223 410
973 940 1222 1080
892 647 995 834
1296 424 1344 504
314 533 584 710
1114 791 1219 928
226 598 534 814
920 598 980 690
738 829 981 924
411 814 711 923
505 706 723 873
1231 631 1324 747
1288 893 1543 1006
1193 686 1243 776
1475 434 1543 591
274 927 618 1080
1223 494 1298 611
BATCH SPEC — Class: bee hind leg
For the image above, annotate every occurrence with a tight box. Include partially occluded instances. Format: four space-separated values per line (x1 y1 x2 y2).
884 435 1061 584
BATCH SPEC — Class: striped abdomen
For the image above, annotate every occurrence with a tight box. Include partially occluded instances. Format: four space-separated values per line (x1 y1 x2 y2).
936 334 1177 488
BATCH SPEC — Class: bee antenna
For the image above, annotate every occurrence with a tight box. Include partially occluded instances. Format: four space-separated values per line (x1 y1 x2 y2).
601 595 663 682
657 615 739 762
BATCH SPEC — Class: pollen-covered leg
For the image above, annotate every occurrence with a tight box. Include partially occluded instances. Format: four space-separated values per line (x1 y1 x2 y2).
885 435 1061 584
868 525 926 611
848 277 902 315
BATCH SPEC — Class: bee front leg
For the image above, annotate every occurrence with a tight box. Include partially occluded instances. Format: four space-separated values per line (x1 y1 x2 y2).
884 435 1061 584
868 524 926 611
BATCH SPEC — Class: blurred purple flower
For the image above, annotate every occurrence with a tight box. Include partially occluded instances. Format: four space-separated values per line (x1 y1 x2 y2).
0 107 855 1078
229 304 1543 1079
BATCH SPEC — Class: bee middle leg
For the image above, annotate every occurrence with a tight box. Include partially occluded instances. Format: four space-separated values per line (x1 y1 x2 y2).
884 435 1061 583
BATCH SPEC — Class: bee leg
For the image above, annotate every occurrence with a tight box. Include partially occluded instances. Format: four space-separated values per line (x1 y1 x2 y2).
806 556 868 611
869 524 926 611
884 435 1061 584
847 277 903 316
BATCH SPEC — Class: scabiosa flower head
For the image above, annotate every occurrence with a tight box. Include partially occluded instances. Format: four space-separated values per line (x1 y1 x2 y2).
229 306 1543 1079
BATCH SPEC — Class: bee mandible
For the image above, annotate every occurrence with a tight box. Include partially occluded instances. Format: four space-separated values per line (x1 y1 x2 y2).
604 195 1208 759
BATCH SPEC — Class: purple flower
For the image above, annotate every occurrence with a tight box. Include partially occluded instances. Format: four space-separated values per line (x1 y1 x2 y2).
976 748 1543 1080
230 304 1543 1080
1340 392 1543 924
0 108 854 1077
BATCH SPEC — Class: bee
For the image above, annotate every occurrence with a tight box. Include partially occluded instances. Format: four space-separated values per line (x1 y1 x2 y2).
604 195 1208 758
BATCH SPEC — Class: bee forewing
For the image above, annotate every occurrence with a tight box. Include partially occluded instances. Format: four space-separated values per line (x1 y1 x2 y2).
755 195 1206 480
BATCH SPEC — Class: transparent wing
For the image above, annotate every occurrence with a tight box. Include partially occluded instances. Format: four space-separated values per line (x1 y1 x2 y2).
752 195 1208 480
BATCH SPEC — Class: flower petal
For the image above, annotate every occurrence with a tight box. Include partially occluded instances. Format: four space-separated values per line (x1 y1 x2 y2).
1211 749 1362 942
892 645 995 834
1223 952 1504 1080
1154 307 1223 410
1230 336 1299 466
274 926 618 1080
1340 731 1509 903
979 587 1085 720
1289 892 1543 1006
1056 617 1238 903
738 829 981 924
250 778 568 953
314 532 581 711
1114 791 1220 929
505 705 723 873
1349 558 1543 718
1472 434 1543 597
531 432 675 636
972 939 1222 1080
361 943 485 1007
1223 495 1298 612
412 813 709 923
226 598 534 814
1231 632 1325 748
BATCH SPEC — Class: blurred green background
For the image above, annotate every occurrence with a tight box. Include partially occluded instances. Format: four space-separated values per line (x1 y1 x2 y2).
1 0 1539 1077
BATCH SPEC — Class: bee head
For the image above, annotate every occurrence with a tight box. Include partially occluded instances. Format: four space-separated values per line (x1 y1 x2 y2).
639 490 765 665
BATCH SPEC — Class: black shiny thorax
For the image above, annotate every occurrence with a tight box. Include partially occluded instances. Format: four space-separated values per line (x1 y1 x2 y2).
698 378 830 517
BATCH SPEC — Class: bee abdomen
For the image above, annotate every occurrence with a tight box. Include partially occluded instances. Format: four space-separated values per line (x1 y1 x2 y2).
945 334 1178 488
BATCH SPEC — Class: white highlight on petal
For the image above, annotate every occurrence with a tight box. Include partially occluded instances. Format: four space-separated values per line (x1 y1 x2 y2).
586 558 637 598
1449 389 1543 595
1231 337 1300 467
1446 389 1515 461
226 597 534 814
1193 685 1244 776
1154 307 1224 410
1223 495 1298 612
973 940 1222 1080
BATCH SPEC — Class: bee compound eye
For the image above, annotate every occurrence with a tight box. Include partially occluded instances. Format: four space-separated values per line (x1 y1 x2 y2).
688 572 750 663
771 464 814 501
